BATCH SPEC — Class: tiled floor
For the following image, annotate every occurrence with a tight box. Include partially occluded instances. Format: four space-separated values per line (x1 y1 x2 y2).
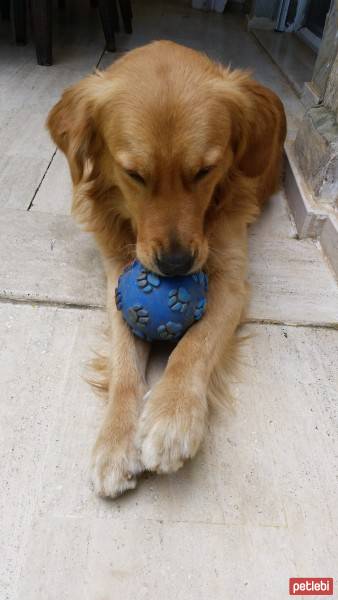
252 29 316 96
1 2 338 599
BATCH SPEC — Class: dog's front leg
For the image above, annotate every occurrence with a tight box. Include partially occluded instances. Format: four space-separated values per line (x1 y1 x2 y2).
137 270 247 474
91 263 150 498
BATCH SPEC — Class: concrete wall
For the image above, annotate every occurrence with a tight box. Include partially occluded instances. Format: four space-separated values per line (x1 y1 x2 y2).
324 51 338 118
312 0 338 98
294 0 338 206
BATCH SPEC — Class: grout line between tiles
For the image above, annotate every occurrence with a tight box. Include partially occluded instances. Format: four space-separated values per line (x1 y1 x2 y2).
244 317 338 330
0 296 337 330
27 148 58 211
0 296 104 312
96 47 107 69
27 47 106 213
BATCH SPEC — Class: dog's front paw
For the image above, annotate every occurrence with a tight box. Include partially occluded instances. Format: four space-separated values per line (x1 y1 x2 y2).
137 383 207 474
91 434 142 498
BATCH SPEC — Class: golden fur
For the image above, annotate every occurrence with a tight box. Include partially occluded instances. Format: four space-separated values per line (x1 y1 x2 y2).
47 41 286 497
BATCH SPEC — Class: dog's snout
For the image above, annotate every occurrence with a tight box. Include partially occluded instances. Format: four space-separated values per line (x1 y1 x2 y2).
156 249 194 276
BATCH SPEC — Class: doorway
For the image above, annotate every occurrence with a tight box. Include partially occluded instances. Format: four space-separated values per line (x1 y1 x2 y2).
275 0 331 51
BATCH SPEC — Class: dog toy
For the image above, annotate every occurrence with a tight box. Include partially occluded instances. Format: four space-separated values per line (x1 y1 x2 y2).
115 260 208 342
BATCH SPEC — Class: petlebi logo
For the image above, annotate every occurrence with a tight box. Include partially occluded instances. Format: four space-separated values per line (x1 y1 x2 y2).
289 578 333 596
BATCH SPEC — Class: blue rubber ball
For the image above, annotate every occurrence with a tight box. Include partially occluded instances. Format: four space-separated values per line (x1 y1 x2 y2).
115 260 208 342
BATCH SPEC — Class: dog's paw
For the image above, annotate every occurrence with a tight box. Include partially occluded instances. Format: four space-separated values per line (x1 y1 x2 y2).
137 384 207 474
91 435 142 498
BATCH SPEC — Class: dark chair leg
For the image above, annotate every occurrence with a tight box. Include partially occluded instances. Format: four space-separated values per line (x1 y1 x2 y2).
1 0 10 20
11 0 27 44
57 0 65 9
98 0 119 52
30 0 53 65
118 0 132 33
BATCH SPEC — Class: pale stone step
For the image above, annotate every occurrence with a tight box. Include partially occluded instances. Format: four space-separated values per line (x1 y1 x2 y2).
1 303 337 599
0 209 105 308
247 235 338 327
1 208 337 326
0 23 105 211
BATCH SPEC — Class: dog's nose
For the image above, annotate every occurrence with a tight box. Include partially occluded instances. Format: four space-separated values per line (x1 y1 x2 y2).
156 250 194 276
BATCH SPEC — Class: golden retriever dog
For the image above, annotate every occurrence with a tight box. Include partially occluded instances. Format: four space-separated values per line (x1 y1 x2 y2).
47 41 286 498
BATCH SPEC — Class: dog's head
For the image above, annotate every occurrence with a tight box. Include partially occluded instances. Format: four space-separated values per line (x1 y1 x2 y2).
47 41 285 275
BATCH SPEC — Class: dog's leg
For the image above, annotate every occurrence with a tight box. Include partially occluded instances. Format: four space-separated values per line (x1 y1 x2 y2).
137 250 248 474
91 263 150 498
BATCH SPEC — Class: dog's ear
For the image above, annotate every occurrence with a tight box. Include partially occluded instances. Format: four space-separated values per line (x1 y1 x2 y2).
47 73 108 184
220 71 286 178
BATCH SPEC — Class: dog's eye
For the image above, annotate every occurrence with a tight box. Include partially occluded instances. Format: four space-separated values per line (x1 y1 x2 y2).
194 166 213 182
126 170 145 185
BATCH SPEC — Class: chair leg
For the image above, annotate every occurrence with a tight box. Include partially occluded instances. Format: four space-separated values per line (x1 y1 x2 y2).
1 0 10 20
98 0 119 52
57 0 65 9
11 0 27 44
30 0 53 65
118 0 132 34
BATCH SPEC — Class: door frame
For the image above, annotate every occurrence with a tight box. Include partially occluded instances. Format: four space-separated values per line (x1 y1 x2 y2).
275 0 309 32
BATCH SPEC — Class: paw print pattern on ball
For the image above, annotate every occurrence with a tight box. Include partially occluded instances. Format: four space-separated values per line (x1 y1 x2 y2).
115 288 122 310
157 321 183 340
127 304 150 328
168 287 191 313
131 327 147 340
116 260 208 342
137 269 161 293
194 298 206 321
192 271 208 292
